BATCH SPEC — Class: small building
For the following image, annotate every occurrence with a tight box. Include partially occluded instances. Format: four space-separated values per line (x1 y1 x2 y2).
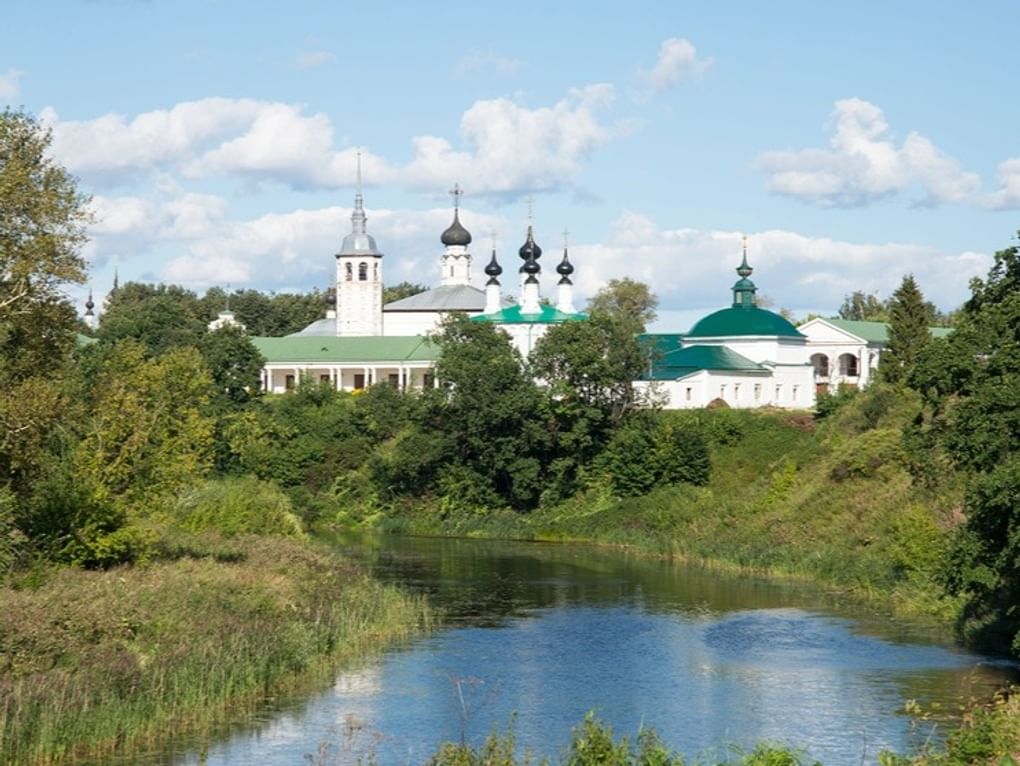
798 318 952 395
638 240 816 410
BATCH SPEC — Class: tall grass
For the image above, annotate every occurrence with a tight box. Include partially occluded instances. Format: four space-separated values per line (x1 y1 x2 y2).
0 533 433 765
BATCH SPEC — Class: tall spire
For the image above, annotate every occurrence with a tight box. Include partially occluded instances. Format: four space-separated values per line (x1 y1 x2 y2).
338 151 381 256
737 234 753 278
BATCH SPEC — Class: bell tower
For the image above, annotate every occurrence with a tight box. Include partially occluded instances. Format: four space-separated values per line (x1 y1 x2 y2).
335 153 383 336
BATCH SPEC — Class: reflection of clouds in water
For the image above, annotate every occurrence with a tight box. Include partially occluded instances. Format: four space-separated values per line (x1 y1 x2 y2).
333 664 383 696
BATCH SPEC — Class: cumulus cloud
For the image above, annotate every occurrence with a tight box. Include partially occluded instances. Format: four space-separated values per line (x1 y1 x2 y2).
985 157 1020 210
638 38 711 93
0 67 23 99
293 50 334 70
756 98 981 207
455 50 521 76
404 84 620 195
572 212 989 317
43 86 620 198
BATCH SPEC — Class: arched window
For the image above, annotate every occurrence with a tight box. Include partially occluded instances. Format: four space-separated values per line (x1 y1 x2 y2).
373 262 379 280
358 262 368 281
810 353 829 377
839 353 859 377
345 262 353 282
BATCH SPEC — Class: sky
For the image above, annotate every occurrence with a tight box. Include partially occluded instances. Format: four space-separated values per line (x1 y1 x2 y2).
5 0 1020 330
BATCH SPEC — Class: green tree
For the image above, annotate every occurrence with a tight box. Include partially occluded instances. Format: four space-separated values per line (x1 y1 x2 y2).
880 275 932 384
198 324 265 410
838 290 888 322
586 278 658 331
98 282 205 354
383 281 427 304
72 340 215 510
0 109 91 383
429 315 551 509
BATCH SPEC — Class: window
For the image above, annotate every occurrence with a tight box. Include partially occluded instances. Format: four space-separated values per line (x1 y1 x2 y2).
285 374 296 391
373 262 379 280
754 384 761 401
423 373 435 389
839 353 859 377
810 353 829 377
685 387 692 402
792 385 799 402
353 373 365 390
358 262 368 281
345 263 352 281
388 373 400 388
775 384 782 401
720 384 727 399
320 374 330 384
733 383 741 400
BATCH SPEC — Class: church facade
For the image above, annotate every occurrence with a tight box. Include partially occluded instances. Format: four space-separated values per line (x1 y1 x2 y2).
253 184 585 393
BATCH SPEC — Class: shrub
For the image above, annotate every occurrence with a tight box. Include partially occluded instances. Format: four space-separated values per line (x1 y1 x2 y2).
173 476 304 537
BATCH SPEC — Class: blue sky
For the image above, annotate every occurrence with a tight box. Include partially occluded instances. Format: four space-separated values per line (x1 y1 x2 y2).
5 1 1019 328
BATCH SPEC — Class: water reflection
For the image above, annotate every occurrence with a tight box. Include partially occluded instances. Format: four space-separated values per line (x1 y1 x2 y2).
164 533 1015 766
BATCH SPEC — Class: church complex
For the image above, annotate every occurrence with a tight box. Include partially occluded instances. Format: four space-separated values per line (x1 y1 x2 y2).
107 179 947 410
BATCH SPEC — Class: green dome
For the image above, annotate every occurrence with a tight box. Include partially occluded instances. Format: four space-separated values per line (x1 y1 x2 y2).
687 306 803 338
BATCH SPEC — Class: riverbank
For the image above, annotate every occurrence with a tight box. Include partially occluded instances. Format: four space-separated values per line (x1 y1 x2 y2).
350 392 964 624
0 532 433 766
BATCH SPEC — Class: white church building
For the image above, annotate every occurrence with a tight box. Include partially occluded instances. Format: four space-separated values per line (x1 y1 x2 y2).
252 184 585 393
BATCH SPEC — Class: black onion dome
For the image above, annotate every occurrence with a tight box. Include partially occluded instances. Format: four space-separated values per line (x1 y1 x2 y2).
440 210 472 246
484 251 503 278
556 251 574 276
518 227 542 261
522 255 540 275
324 287 336 307
84 293 95 311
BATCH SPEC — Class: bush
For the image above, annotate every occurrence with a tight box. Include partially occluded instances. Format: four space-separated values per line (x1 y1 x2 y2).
173 476 304 537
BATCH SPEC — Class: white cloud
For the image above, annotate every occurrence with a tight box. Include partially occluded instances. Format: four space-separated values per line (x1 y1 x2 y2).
985 157 1020 210
573 212 989 316
756 98 981 207
43 86 619 198
0 67 23 99
638 38 711 93
455 50 521 76
404 84 620 195
293 50 334 70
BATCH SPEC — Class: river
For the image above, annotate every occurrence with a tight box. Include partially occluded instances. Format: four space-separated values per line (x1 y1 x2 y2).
161 534 1015 765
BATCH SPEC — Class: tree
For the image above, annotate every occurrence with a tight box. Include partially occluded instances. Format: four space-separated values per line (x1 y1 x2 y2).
428 315 551 509
198 324 265 410
98 282 205 354
880 275 931 384
383 281 427 304
586 278 658 331
838 291 888 322
0 109 91 383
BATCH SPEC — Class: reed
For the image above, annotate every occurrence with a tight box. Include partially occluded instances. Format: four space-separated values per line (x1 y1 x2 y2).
0 533 433 765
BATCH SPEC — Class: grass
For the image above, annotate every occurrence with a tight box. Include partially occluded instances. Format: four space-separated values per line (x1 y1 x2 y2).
0 531 433 765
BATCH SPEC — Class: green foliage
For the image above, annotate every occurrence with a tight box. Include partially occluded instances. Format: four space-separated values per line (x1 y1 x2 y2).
383 281 428 304
200 286 328 336
198 323 265 409
0 108 90 385
828 427 906 481
839 290 888 322
586 278 658 331
600 414 710 496
881 275 933 384
813 385 858 420
0 485 26 576
72 340 215 510
173 476 305 537
98 282 207 354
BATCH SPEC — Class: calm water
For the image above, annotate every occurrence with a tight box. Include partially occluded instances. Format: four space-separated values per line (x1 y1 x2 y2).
156 534 1014 765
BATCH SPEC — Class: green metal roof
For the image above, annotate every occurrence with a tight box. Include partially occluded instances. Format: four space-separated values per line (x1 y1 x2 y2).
471 304 587 325
251 335 437 364
644 344 766 381
687 306 804 339
825 319 953 343
639 333 685 359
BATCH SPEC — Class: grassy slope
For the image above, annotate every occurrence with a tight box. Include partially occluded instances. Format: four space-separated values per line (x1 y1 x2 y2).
0 533 433 765
376 394 963 621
